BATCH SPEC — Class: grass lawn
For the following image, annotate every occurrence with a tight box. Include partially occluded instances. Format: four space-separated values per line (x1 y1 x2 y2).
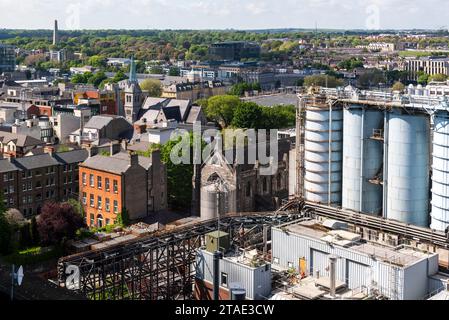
3 246 63 266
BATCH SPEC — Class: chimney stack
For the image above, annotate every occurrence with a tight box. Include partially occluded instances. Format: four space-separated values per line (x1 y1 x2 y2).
129 151 138 166
53 20 59 46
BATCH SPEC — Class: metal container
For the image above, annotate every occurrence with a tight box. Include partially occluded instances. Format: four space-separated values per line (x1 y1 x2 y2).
200 183 236 220
304 97 343 205
386 113 430 227
342 106 383 215
431 112 449 231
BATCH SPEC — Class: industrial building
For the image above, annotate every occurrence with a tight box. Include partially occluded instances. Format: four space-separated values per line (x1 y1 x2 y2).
298 87 449 232
194 231 272 300
271 218 441 300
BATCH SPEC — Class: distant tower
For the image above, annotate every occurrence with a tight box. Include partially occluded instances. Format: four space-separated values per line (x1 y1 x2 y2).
124 57 142 123
53 20 59 45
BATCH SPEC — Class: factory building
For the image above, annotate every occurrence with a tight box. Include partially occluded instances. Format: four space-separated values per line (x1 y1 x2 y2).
194 231 272 300
271 218 441 300
298 87 449 232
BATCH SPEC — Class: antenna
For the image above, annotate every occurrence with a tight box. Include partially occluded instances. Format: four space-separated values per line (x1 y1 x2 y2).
10 264 24 300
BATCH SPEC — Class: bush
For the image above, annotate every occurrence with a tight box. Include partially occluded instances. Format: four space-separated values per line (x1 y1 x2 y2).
0 213 12 255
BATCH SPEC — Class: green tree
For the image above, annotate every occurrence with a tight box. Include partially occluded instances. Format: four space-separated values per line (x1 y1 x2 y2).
304 75 344 88
357 69 386 89
231 102 264 128
168 67 180 76
88 71 107 88
87 55 107 68
140 79 163 97
417 72 429 85
392 81 405 92
429 73 448 82
205 95 241 128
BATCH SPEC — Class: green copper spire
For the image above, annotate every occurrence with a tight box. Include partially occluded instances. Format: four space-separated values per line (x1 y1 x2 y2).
129 56 137 83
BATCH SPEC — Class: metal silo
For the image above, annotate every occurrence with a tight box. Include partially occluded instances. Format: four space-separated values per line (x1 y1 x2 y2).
385 113 430 227
342 105 384 215
200 180 236 220
431 112 449 231
304 96 343 205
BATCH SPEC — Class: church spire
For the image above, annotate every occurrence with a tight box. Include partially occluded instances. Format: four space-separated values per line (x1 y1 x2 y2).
129 56 137 83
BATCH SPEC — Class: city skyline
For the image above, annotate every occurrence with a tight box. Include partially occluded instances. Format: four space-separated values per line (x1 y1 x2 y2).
1 0 449 31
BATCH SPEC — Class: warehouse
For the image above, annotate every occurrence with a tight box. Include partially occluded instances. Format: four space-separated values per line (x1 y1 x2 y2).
271 218 440 300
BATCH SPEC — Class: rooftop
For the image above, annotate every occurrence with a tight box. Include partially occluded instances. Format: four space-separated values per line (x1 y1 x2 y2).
276 219 435 267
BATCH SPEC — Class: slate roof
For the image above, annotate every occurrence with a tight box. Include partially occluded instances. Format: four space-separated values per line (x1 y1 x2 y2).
0 149 89 173
81 152 152 174
84 115 118 129
0 132 45 148
161 106 182 122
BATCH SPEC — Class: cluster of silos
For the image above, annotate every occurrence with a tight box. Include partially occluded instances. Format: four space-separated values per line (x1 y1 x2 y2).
303 95 343 206
303 97 433 229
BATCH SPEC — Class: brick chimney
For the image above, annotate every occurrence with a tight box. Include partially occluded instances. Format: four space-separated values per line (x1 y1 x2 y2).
44 146 55 157
129 151 138 166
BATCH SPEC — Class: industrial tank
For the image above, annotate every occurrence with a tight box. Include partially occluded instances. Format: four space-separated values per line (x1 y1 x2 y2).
342 106 383 215
386 113 430 227
304 97 343 205
200 182 236 220
431 112 449 231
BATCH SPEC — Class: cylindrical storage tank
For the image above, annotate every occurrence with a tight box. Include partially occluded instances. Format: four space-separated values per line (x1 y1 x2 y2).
342 106 384 215
200 184 236 220
386 113 430 227
431 112 449 231
304 97 343 205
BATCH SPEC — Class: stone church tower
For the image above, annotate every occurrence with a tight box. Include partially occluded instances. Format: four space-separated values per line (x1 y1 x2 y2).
124 57 143 123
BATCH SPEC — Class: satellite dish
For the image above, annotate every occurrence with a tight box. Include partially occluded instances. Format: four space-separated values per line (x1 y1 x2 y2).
17 266 24 286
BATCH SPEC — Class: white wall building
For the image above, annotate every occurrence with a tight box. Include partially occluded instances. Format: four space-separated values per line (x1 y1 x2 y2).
272 218 440 300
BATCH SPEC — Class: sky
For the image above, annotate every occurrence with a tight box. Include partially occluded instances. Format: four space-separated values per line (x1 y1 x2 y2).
0 0 448 31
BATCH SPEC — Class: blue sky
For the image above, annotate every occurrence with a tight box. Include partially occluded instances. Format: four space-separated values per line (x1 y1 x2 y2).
0 0 448 30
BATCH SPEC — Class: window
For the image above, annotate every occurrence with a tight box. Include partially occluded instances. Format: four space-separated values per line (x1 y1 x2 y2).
105 198 110 212
35 181 42 188
27 182 32 191
89 174 94 187
113 180 118 193
90 194 94 207
105 178 110 191
9 185 14 194
27 171 32 178
82 173 87 185
22 197 27 204
221 272 228 287
22 183 26 191
46 178 50 187
28 195 32 204
8 172 13 180
97 196 102 209
9 198 13 206
82 192 87 205
113 200 118 213
97 176 102 189
263 177 267 192
3 174 7 182
35 170 41 176
105 218 110 226
22 171 26 178
246 182 251 197
3 187 7 195
90 214 94 226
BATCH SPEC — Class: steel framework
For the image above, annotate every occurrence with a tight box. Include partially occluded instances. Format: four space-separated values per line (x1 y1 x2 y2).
57 211 302 300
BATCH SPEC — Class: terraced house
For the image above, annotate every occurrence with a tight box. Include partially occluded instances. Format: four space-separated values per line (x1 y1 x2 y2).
0 148 88 217
79 147 167 228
